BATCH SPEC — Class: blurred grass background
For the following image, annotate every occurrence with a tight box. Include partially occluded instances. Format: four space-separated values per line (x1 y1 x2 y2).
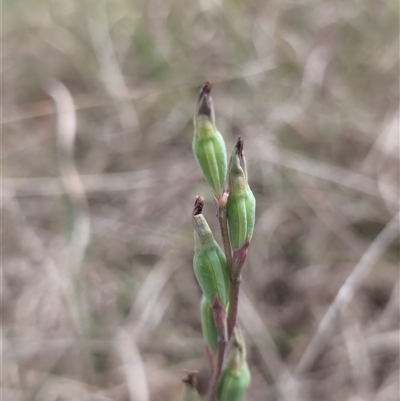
2 0 399 400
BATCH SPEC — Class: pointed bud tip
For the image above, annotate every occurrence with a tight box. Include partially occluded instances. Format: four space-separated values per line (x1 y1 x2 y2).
197 82 214 120
230 137 246 178
182 371 199 387
235 137 244 156
201 81 212 95
232 326 244 349
193 196 205 216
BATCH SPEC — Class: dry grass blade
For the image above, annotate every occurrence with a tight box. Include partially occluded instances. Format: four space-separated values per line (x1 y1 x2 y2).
343 314 373 400
116 329 150 401
292 211 399 378
239 290 295 401
130 251 183 335
85 0 140 134
374 369 400 401
5 1 398 399
47 80 91 278
3 170 158 197
367 280 399 335
253 141 399 205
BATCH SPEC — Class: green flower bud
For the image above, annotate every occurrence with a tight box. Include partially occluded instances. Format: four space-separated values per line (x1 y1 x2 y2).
217 328 251 401
193 196 229 307
200 295 218 354
226 137 256 250
217 362 251 401
180 372 201 401
193 82 227 196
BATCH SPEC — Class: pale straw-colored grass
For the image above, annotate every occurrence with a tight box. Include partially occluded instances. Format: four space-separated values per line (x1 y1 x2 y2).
3 0 398 400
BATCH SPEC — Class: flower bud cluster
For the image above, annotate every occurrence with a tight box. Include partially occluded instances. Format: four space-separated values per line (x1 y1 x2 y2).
185 82 254 400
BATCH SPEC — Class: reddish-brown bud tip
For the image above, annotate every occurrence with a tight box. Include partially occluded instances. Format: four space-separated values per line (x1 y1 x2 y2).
193 195 205 216
202 81 212 95
235 137 244 156
234 137 245 170
197 82 214 119
182 371 199 387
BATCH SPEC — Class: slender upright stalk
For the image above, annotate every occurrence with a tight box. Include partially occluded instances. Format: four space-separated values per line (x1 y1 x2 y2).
207 336 227 401
206 192 247 400
227 240 249 339
216 196 233 270
215 194 246 340
217 203 238 340
207 296 228 401
227 276 241 340
194 83 253 400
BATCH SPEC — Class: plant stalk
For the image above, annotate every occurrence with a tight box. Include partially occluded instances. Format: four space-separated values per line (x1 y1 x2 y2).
207 294 228 401
217 199 233 270
204 199 232 401
207 337 227 401
216 199 241 339
227 275 241 339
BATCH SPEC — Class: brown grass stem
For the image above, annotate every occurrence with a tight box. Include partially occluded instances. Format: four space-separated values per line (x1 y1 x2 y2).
293 211 400 378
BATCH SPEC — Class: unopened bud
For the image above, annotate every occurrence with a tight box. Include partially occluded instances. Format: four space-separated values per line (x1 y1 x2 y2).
180 371 201 401
193 82 227 196
192 197 229 307
226 137 256 250
217 328 251 401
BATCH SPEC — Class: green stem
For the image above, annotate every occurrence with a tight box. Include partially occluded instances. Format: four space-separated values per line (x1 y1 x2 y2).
205 197 232 401
227 274 240 339
217 202 240 339
206 336 227 401
208 194 244 398
218 205 233 271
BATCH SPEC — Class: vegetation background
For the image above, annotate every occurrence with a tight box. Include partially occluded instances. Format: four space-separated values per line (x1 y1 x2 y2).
3 0 399 400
